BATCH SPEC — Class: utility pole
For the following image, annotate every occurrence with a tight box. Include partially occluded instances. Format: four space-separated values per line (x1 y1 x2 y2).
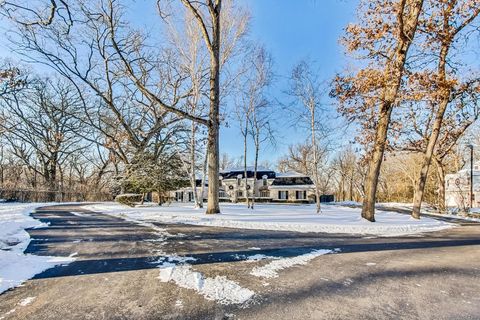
467 144 474 209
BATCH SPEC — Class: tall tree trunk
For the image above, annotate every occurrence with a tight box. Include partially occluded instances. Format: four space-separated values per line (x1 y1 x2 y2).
361 0 424 222
198 150 208 208
362 107 393 221
190 121 200 208
340 176 345 201
411 33 451 218
411 99 449 218
205 1 221 214
252 133 260 210
311 107 321 213
433 156 446 212
349 170 354 201
243 124 249 208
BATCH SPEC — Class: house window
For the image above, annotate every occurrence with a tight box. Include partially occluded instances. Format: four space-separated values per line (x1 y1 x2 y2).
260 190 270 198
176 192 184 202
296 190 306 200
262 175 268 186
237 191 243 197
219 191 227 198
278 191 288 200
188 192 193 202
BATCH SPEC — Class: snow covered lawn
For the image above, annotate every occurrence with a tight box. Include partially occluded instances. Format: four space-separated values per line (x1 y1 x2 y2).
83 202 453 237
0 203 75 294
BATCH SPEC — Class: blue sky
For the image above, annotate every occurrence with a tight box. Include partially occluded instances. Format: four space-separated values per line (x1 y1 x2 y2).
0 0 359 164
221 0 358 163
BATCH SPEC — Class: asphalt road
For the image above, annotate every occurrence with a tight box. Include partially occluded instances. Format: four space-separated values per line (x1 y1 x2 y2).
0 204 479 320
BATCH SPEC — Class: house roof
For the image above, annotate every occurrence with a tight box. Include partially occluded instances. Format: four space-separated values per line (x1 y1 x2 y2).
275 171 308 178
220 167 276 180
272 174 314 186
269 184 314 190
221 166 273 173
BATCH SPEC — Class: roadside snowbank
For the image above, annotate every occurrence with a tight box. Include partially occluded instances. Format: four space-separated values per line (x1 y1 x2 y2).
0 203 49 252
83 202 453 236
377 202 480 222
158 262 255 305
0 203 76 293
250 249 332 278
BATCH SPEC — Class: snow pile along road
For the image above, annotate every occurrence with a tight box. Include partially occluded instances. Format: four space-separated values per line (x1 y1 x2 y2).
158 262 255 305
84 202 454 237
0 203 76 293
250 249 332 279
156 253 254 305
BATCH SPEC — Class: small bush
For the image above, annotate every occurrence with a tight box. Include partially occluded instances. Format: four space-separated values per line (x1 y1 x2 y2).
115 193 143 207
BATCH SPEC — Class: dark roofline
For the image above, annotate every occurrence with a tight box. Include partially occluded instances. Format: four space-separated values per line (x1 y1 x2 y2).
220 169 276 180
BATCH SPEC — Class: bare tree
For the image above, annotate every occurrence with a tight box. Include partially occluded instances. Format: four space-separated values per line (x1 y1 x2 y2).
247 46 275 209
287 60 330 213
233 65 254 207
219 152 235 172
166 9 210 208
0 77 87 200
332 145 363 202
174 0 249 213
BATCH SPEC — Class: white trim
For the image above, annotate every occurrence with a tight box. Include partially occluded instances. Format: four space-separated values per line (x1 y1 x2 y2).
269 185 314 190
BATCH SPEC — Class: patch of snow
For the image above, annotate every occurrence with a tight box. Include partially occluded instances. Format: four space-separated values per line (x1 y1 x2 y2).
343 278 354 286
70 211 87 217
0 251 75 293
231 253 246 260
0 203 50 252
153 254 197 265
378 202 480 222
333 201 362 207
248 247 261 250
175 299 183 308
365 262 377 266
158 263 254 305
18 297 36 306
245 254 277 263
82 202 454 237
275 171 308 178
0 308 16 319
250 249 331 279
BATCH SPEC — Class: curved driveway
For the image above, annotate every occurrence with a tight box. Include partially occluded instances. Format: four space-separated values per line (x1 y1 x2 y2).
0 204 479 319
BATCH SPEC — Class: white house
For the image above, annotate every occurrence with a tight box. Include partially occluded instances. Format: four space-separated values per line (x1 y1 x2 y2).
445 161 480 209
171 167 323 204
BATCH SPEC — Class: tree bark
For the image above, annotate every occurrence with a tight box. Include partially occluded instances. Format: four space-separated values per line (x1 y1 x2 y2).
205 1 221 214
198 150 208 208
362 107 393 222
411 13 453 218
310 106 321 213
252 133 259 210
189 121 201 208
243 121 250 208
361 0 424 222
433 156 446 212
411 98 449 218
